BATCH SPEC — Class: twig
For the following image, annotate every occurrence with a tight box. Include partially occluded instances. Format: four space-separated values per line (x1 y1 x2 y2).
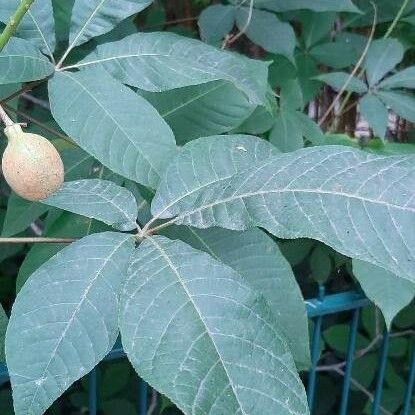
0 237 77 244
3 103 74 144
319 2 377 128
146 389 158 415
384 0 410 39
144 16 198 30
0 104 14 127
222 0 254 49
334 368 394 415
317 329 413 373
0 79 48 105
22 93 50 110
0 0 35 53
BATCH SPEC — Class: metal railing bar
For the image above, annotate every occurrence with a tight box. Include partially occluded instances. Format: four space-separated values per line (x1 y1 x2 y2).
88 368 97 415
371 331 390 415
402 345 415 415
339 308 361 415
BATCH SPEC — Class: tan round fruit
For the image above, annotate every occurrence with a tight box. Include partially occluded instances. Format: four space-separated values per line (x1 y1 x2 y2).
1 124 64 201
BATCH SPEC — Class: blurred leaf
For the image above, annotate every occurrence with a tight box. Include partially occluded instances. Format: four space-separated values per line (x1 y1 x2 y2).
236 8 295 60
379 66 415 89
269 110 304 152
309 245 333 283
378 90 415 122
315 72 368 93
324 324 369 354
364 38 404 86
301 11 336 49
253 0 360 12
359 93 389 139
198 5 235 43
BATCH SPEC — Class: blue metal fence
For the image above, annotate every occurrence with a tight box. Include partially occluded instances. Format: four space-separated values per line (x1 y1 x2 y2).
0 289 414 414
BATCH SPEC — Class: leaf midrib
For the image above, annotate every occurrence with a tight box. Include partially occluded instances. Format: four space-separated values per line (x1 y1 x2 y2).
147 236 248 415
177 187 415 221
59 71 161 174
27 236 127 412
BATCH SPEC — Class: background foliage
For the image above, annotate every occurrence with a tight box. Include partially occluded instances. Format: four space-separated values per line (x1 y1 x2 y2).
0 0 414 414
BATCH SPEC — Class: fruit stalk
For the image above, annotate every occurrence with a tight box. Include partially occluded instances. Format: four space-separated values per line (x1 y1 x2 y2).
0 104 14 127
0 0 35 53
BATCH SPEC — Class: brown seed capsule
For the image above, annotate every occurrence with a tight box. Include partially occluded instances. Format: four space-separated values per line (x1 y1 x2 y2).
1 124 64 201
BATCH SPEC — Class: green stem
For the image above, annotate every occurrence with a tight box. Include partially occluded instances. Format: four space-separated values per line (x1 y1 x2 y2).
0 0 35 53
384 0 410 39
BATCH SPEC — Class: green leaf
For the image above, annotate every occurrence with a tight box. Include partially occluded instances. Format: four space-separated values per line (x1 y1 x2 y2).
152 134 278 221
0 0 55 56
77 32 269 106
253 0 360 12
378 66 415 89
353 260 415 328
280 79 304 110
53 0 74 42
6 232 134 415
235 8 295 60
162 226 310 369
314 72 368 94
69 0 152 47
0 37 54 84
0 305 7 363
139 81 253 144
43 179 138 231
364 39 404 86
377 90 415 122
1 193 48 237
49 68 177 188
292 111 325 144
309 32 366 69
154 146 415 283
120 235 309 415
359 94 388 139
198 5 236 43
301 11 336 49
269 110 304 152
16 212 109 291
309 245 333 283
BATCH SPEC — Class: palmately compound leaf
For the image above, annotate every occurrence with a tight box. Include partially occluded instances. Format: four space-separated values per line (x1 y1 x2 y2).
69 0 152 48
364 38 404 86
49 68 177 188
120 235 309 415
151 134 278 221
153 145 415 283
74 32 269 106
353 259 415 329
43 179 139 231
0 38 54 84
0 0 55 57
6 232 134 415
162 225 310 369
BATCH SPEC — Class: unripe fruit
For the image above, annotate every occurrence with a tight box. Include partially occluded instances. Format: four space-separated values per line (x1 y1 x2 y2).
1 124 64 201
